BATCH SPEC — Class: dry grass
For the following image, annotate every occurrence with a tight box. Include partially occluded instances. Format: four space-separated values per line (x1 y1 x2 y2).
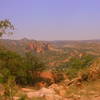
65 79 100 100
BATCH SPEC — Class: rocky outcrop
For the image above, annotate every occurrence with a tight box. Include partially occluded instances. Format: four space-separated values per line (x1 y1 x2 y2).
29 42 44 53
0 39 57 54
24 85 69 100
39 71 54 81
28 42 56 53
26 87 63 100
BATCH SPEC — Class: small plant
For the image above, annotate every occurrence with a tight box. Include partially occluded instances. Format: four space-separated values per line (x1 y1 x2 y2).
3 76 16 100
18 95 27 100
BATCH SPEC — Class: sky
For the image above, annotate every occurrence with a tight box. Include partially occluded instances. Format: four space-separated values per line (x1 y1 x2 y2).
0 0 100 40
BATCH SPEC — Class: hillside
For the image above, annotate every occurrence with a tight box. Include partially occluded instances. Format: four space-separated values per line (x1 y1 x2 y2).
0 39 100 100
0 38 57 54
0 39 100 68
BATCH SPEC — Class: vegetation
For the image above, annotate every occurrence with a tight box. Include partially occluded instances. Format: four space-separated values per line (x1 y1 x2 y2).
0 19 100 100
53 55 95 79
0 49 46 86
0 19 14 37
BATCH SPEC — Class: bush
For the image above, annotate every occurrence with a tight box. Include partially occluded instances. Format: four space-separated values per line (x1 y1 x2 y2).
18 95 27 100
0 50 46 86
53 55 95 79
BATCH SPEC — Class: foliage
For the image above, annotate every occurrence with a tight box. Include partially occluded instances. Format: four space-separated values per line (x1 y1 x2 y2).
3 76 16 100
79 58 100 82
25 52 46 72
53 55 95 79
0 49 46 86
18 95 27 100
0 19 14 37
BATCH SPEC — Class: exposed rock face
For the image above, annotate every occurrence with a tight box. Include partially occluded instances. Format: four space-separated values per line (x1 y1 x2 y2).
49 84 67 97
45 43 55 51
29 42 44 53
26 87 67 100
39 71 55 85
39 71 54 80
28 42 55 53
0 39 57 54
26 87 59 99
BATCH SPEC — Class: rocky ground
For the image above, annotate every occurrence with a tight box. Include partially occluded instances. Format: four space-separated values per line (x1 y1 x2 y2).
13 79 100 100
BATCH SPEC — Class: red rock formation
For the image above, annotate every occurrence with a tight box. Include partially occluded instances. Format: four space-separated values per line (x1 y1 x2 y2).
39 71 55 82
28 42 56 53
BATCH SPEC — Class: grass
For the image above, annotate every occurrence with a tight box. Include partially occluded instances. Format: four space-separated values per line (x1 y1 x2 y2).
65 79 100 99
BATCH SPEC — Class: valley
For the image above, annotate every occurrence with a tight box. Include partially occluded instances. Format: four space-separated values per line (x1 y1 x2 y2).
0 39 100 100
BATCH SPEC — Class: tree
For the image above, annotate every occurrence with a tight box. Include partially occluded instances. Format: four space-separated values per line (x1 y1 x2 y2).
0 19 14 37
25 52 46 72
24 52 46 84
4 76 16 100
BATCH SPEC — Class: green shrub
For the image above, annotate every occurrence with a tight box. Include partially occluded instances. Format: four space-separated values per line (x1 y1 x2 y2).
53 55 95 79
0 50 46 86
18 95 27 100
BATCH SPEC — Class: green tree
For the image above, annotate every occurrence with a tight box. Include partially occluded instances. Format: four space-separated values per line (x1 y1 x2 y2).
53 55 95 79
25 52 46 84
0 19 14 37
4 76 16 100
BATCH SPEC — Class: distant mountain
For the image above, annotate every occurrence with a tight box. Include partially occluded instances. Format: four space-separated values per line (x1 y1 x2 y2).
1 38 100 55
0 38 57 54
50 39 100 47
1 38 100 67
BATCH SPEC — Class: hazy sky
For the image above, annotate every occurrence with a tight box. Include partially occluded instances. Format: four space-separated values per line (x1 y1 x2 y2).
0 0 100 40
